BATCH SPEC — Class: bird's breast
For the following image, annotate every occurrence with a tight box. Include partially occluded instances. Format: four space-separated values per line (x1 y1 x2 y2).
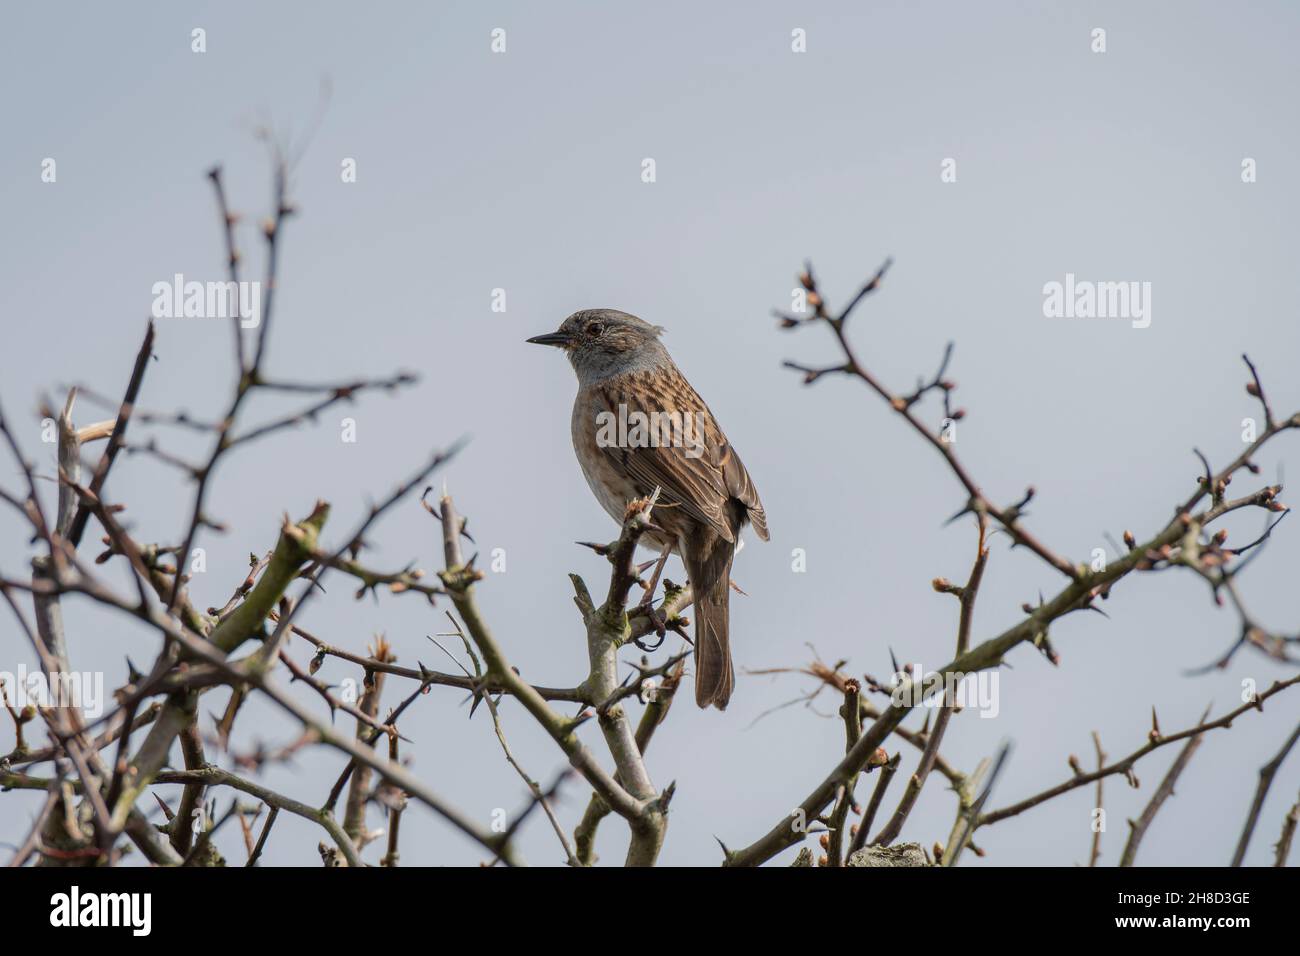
571 393 641 522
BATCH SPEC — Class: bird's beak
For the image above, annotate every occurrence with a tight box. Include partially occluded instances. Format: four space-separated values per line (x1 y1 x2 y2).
526 330 571 348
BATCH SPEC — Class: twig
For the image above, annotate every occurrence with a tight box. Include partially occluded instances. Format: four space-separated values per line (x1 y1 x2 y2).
980 678 1299 828
847 752 901 858
1231 721 1300 866
158 766 360 867
1119 718 1208 867
66 322 155 548
1089 731 1106 867
1275 797 1298 866
825 679 863 866
875 522 988 846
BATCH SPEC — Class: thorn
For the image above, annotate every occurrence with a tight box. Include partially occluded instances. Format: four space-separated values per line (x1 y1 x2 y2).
152 793 175 821
660 780 677 810
944 504 974 526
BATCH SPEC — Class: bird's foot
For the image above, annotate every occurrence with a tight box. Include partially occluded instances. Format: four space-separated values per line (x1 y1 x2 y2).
632 600 669 651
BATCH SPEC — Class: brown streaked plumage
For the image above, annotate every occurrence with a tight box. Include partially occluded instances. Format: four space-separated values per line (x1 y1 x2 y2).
528 309 768 709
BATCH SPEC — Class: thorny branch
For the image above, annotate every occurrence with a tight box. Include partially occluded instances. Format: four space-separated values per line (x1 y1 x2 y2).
3 190 1298 871
721 261 1300 867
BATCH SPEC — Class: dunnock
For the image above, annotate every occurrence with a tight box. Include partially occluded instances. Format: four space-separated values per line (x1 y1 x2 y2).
528 310 768 709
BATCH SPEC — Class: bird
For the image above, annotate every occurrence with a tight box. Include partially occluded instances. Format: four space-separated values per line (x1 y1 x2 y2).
528 309 768 709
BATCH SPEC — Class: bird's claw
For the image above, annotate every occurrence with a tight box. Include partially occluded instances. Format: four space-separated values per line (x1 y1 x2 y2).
632 600 668 650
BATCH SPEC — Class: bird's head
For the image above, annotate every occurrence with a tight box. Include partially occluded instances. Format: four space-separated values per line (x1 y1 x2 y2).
527 309 668 382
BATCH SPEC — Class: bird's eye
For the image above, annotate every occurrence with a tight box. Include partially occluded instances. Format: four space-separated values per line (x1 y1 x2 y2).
588 323 604 335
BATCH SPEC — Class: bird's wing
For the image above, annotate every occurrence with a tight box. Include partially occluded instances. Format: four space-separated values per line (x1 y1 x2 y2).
720 438 768 541
594 366 766 543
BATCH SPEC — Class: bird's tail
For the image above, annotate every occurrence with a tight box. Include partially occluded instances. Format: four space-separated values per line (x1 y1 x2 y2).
685 534 735 710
